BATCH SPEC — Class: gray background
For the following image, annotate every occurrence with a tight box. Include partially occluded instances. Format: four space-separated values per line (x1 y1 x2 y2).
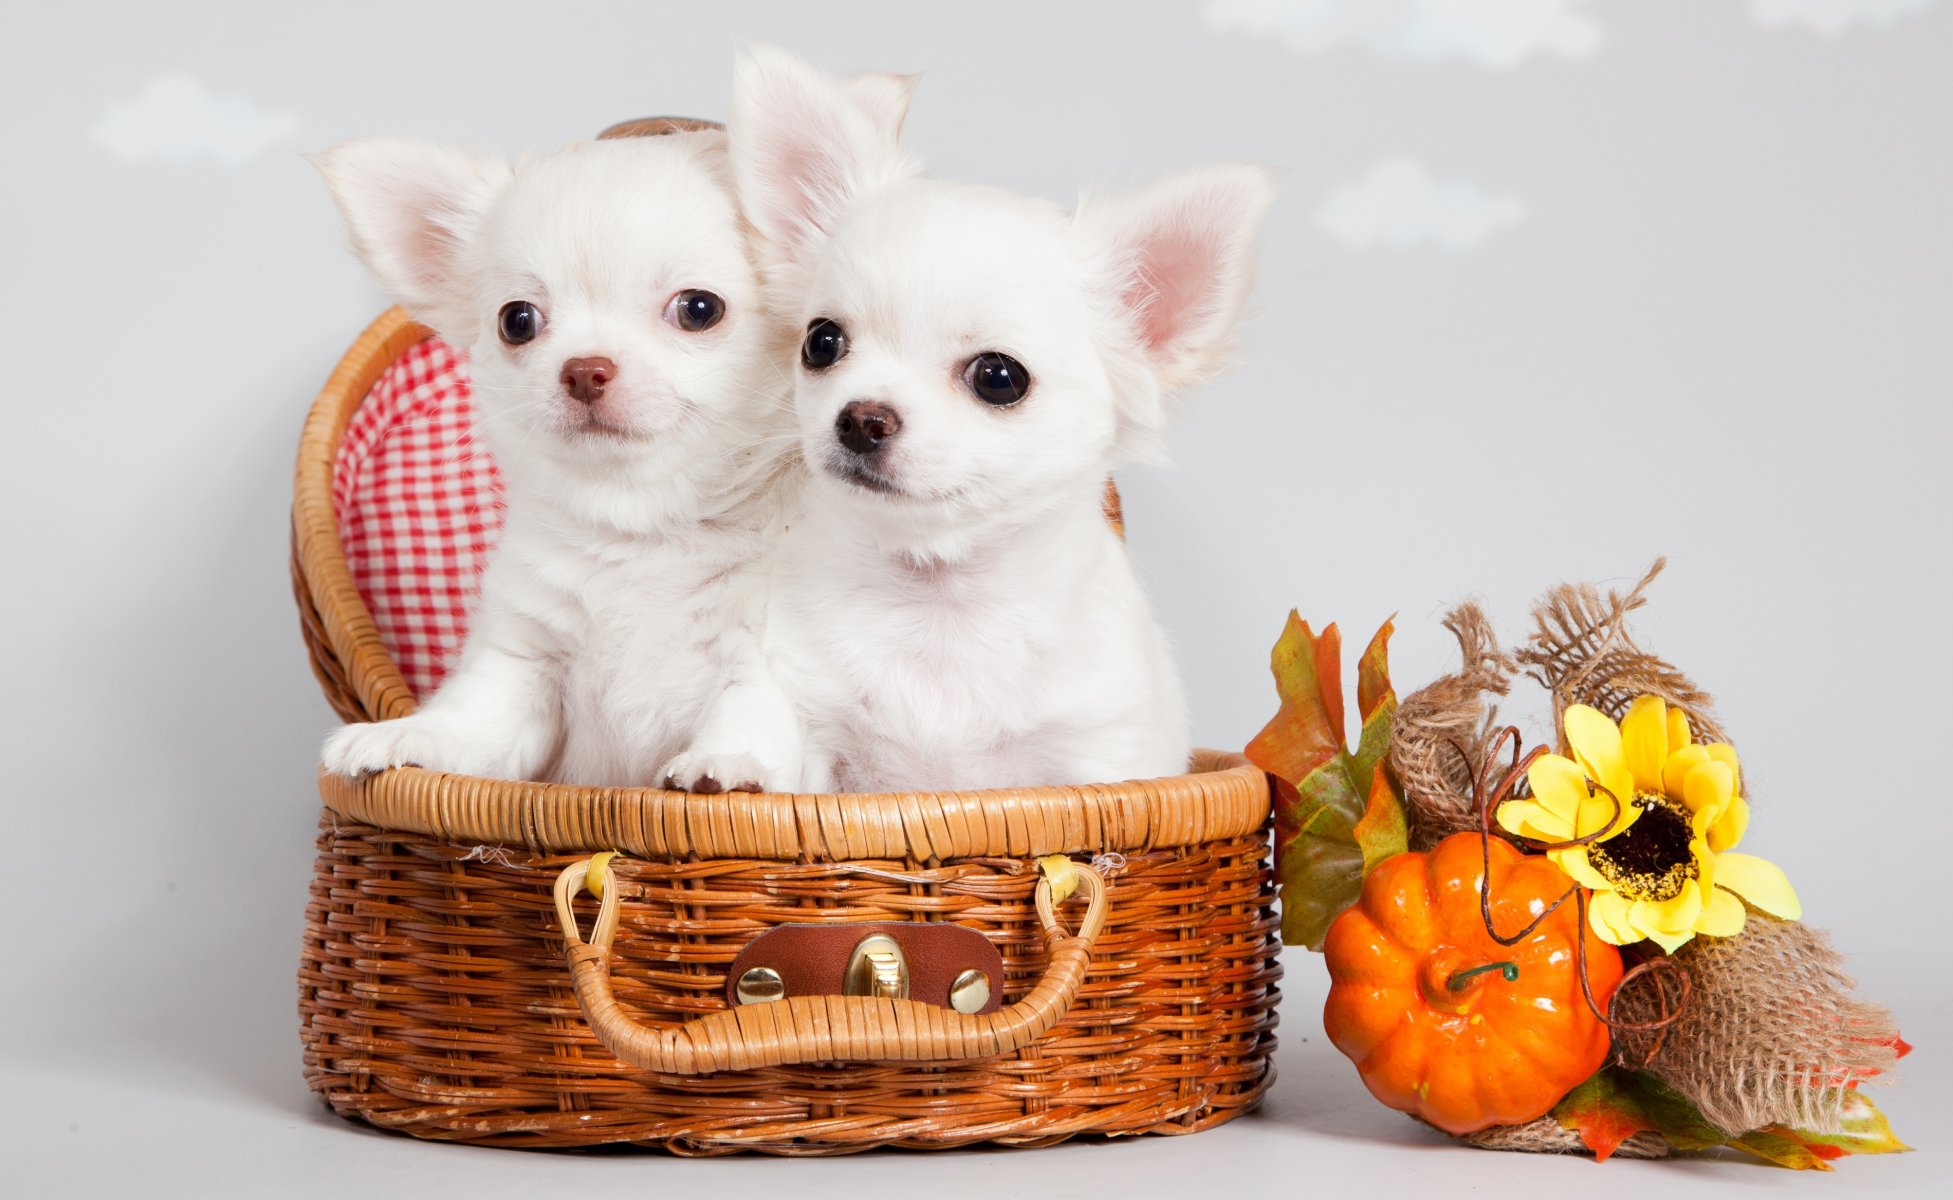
1 1 1944 1194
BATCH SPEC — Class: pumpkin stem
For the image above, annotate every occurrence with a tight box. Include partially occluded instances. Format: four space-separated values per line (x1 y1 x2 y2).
1447 961 1520 991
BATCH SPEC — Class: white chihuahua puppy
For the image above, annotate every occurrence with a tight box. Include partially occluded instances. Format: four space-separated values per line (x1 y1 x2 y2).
315 132 800 790
729 49 1276 792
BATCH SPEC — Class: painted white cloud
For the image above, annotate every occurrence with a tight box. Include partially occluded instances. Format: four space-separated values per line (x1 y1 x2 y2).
1203 0 1602 68
1316 158 1527 250
91 75 299 167
1750 0 1936 33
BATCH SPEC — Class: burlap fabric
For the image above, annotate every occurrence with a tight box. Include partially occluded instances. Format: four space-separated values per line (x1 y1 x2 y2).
1388 560 1902 1145
1389 600 1515 851
1515 559 1727 744
1452 1115 1670 1159
1612 916 1904 1135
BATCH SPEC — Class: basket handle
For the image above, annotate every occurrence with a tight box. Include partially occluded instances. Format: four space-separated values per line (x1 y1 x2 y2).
551 856 1106 1074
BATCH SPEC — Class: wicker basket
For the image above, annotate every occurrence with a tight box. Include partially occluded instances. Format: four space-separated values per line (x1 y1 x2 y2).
291 307 1282 1153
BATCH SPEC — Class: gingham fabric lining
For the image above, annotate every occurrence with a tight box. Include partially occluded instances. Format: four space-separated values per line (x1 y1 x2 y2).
332 337 503 699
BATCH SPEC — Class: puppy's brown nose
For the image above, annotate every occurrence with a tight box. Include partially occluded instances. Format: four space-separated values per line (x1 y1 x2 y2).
835 401 901 455
560 357 616 404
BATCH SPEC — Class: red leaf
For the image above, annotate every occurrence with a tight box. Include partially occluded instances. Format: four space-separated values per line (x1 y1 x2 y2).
1741 1090 1911 1168
1356 616 1396 724
1247 614 1403 947
1352 768 1408 873
1554 1068 1911 1170
1246 613 1345 788
1314 623 1345 753
1553 1071 1659 1163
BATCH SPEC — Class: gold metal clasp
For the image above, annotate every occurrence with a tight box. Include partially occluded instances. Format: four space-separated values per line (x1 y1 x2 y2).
735 966 785 1005
948 968 991 1014
843 933 909 999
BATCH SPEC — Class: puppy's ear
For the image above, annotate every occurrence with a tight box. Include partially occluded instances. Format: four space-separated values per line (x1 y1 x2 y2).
730 46 920 255
1079 164 1279 394
844 70 919 137
310 138 511 337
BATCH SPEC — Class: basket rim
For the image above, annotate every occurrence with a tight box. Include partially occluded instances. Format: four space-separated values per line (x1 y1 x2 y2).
293 305 428 724
296 310 1272 858
319 748 1267 859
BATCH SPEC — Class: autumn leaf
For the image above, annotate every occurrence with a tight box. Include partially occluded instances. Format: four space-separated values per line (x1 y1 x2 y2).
1353 771 1408 875
1246 614 1402 948
1552 1069 1660 1163
1747 1090 1912 1165
1553 1067 1911 1169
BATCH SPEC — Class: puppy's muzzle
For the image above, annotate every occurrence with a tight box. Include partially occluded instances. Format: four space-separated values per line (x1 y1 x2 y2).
561 357 616 405
835 400 901 456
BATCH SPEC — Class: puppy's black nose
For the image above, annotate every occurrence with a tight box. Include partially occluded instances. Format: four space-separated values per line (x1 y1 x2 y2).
835 401 901 455
561 357 616 404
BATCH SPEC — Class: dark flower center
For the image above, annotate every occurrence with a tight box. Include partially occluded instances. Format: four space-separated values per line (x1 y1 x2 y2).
1589 794 1697 902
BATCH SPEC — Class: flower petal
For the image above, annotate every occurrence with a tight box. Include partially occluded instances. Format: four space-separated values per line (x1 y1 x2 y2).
1697 886 1748 938
1683 760 1735 819
1662 744 1711 803
1705 742 1742 801
1553 846 1611 890
1564 705 1632 812
1579 788 1639 842
1588 889 1641 946
1621 695 1670 797
1525 754 1589 828
1692 837 1718 894
1498 799 1567 843
1646 926 1698 954
1635 880 1703 936
1708 793 1750 854
1715 852 1801 920
1666 705 1693 752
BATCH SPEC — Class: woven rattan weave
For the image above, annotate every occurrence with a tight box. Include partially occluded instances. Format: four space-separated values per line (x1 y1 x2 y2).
292 307 1281 1152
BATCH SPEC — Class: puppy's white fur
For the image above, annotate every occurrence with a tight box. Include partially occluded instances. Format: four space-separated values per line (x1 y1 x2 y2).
314 133 800 789
731 49 1276 792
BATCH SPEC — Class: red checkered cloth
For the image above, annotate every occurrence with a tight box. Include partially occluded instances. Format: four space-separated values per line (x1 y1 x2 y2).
332 337 503 699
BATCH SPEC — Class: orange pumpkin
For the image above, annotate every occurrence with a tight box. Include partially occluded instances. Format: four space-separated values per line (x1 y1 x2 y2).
1322 832 1624 1135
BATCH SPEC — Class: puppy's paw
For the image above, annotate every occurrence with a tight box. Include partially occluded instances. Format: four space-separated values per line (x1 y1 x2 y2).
658 751 785 795
321 718 468 778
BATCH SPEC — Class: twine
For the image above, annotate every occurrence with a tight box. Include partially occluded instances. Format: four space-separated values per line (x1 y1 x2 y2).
1390 562 1903 1145
1454 732 1691 1040
1447 1115 1672 1159
1389 601 1517 850
1611 915 1905 1135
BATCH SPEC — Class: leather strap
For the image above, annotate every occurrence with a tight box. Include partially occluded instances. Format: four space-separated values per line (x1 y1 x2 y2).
726 922 1003 1014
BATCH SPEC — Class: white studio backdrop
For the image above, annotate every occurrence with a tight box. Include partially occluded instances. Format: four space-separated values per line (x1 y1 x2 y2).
1 3 1945 1195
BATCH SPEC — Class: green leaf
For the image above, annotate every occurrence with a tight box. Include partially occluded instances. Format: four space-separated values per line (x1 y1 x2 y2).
1552 1067 1911 1169
1246 615 1403 948
1759 1090 1912 1165
1353 770 1408 875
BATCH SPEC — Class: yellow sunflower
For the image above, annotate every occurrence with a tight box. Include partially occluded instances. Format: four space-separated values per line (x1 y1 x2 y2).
1498 695 1800 953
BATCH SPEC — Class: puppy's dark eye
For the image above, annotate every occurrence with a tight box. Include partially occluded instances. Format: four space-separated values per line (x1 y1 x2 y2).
497 301 544 346
665 289 726 332
802 319 849 370
964 353 1030 407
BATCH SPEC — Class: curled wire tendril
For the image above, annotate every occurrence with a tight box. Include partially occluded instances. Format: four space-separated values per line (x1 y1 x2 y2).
1454 729 1690 1046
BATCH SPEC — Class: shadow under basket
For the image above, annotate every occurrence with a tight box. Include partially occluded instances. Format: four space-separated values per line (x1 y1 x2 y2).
291 307 1282 1154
